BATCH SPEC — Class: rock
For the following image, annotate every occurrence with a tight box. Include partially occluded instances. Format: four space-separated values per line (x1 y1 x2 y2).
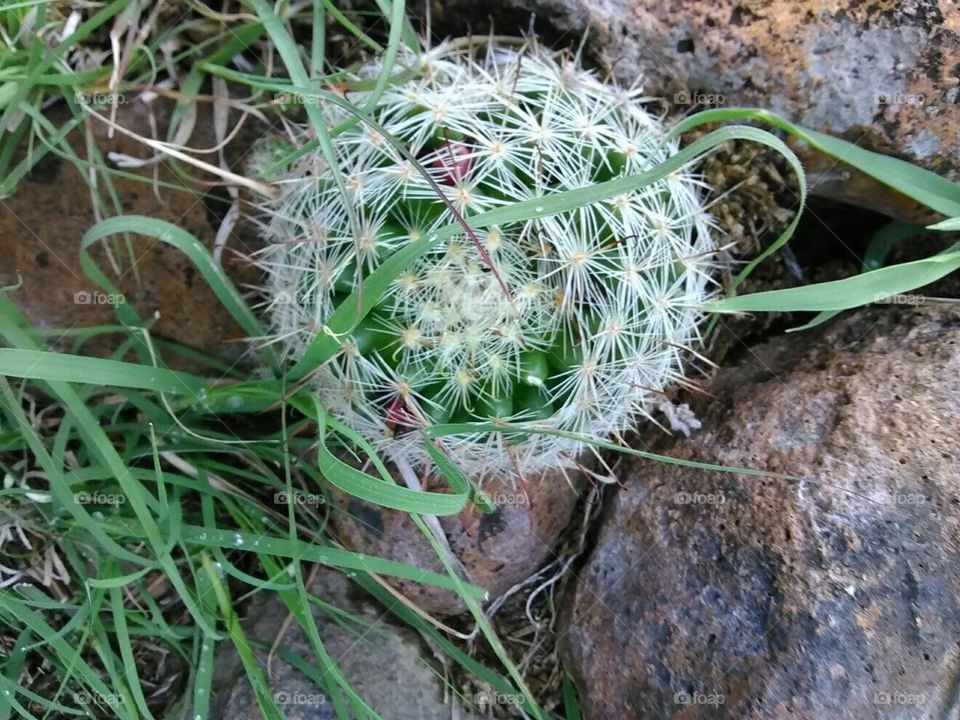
559 306 960 719
329 467 584 615
0 97 262 369
420 0 960 220
212 566 470 719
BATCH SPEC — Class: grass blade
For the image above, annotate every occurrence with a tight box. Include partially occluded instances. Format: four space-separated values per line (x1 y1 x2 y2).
706 243 960 312
0 349 205 398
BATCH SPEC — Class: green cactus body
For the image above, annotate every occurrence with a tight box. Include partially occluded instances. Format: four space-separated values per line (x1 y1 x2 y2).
256 42 718 478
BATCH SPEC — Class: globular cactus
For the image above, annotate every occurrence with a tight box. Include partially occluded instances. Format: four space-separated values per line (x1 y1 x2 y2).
255 41 718 479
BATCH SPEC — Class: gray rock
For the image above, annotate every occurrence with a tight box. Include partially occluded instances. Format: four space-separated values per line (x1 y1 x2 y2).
559 306 960 719
212 567 469 719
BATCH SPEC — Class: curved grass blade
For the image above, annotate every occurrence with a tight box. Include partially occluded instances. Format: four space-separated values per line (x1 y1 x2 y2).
80 215 266 343
316 411 467 515
668 108 960 218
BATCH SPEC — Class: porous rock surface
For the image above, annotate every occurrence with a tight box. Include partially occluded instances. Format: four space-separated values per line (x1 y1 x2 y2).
422 0 960 218
559 306 960 719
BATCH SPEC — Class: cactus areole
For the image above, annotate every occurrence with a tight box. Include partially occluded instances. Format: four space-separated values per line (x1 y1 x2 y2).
257 42 718 479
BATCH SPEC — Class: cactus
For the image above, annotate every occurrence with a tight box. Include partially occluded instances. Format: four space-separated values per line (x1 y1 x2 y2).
255 41 718 479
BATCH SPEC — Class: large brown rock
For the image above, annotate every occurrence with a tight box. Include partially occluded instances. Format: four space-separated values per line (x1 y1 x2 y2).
0 97 262 368
422 0 960 220
559 306 960 719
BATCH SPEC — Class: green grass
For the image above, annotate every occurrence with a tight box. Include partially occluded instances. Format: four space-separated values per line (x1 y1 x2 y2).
1 2 959 719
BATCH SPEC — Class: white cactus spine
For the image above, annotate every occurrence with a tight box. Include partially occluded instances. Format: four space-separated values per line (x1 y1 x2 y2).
255 41 719 480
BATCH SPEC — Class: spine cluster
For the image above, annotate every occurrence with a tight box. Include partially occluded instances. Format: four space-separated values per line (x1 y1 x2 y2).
256 41 719 479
